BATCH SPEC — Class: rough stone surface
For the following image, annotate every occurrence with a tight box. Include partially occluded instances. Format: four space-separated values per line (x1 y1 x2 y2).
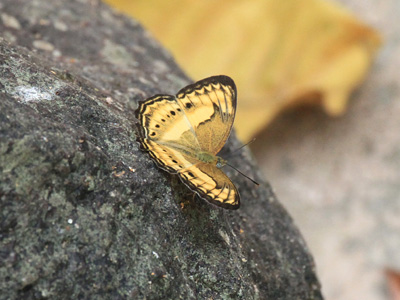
0 0 322 299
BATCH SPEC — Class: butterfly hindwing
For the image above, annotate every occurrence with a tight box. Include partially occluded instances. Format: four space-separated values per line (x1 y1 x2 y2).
137 139 198 174
136 139 240 209
178 163 240 209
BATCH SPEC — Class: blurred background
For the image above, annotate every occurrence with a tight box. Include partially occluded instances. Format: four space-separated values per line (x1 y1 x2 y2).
103 0 399 299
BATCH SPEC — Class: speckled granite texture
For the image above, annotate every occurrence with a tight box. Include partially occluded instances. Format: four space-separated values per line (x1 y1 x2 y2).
0 1 322 299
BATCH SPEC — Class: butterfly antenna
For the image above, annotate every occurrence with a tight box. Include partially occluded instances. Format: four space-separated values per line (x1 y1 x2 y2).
227 138 257 158
226 163 259 186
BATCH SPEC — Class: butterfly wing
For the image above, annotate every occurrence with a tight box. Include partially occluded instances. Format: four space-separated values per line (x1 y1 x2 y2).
136 94 201 151
175 75 237 154
135 138 197 173
135 76 240 209
179 162 240 209
136 139 240 209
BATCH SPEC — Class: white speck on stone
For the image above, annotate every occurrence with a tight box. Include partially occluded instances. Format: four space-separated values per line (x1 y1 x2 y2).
138 76 152 85
105 96 114 104
153 59 169 73
41 289 49 297
3 31 17 43
102 39 136 67
14 86 54 103
42 136 48 142
152 251 159 259
67 219 73 224
39 19 50 26
1 13 21 30
33 40 55 52
127 87 146 98
54 20 68 32
74 223 80 229
52 49 62 58
109 191 116 197
219 229 231 245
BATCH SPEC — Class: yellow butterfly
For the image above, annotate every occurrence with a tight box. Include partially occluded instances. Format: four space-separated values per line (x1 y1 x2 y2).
135 75 240 209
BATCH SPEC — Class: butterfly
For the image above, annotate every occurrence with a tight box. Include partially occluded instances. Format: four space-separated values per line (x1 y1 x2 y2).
135 75 240 209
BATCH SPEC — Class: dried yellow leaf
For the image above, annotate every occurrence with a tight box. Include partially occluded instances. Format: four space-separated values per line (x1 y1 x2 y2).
105 0 381 140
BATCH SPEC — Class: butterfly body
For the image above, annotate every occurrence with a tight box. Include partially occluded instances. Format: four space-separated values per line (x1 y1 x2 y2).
135 75 240 209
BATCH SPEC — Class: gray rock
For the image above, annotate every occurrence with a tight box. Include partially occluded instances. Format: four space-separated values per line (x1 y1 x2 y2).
0 0 323 299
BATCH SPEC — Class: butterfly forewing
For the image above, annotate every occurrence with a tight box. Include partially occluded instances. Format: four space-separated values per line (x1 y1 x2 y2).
135 95 200 151
176 76 237 154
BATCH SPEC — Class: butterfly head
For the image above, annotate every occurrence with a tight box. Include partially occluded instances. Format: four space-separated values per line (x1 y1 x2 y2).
195 151 226 168
216 156 227 169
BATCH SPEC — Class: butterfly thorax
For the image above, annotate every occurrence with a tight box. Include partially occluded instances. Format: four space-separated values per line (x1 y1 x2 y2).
196 151 226 168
